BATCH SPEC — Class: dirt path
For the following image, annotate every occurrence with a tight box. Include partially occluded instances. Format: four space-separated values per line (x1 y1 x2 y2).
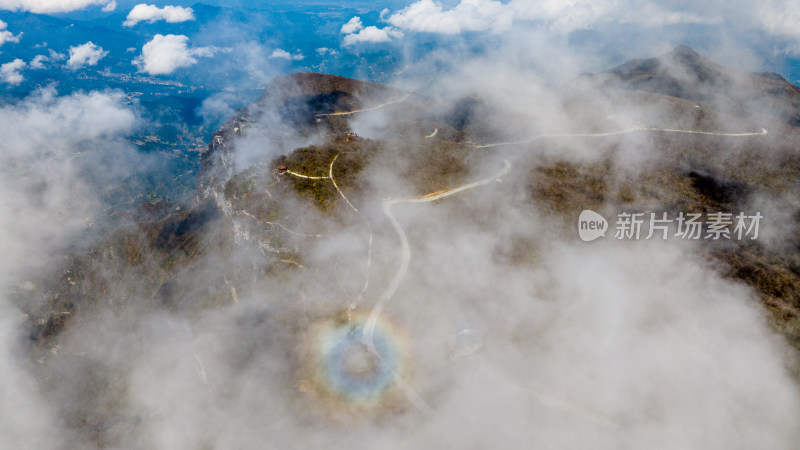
282 157 374 305
329 155 373 305
472 126 768 148
315 93 411 117
280 115 769 419
364 160 512 340
285 170 328 180
354 160 511 416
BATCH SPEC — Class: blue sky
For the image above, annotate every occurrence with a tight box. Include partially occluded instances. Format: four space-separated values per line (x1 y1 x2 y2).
1 0 799 98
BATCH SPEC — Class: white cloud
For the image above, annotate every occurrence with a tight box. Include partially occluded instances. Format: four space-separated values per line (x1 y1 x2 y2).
0 87 138 450
67 41 107 70
506 0 725 32
755 1 800 52
268 49 304 61
378 0 800 50
0 0 113 13
341 16 364 34
29 54 46 69
101 0 115 12
387 0 513 34
30 50 64 69
343 25 404 45
123 4 195 27
382 0 636 35
316 47 339 56
133 34 215 75
341 15 404 45
0 19 21 47
0 58 24 84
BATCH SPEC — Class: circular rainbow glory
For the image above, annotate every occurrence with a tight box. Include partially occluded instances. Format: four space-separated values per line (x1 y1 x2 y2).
307 314 405 404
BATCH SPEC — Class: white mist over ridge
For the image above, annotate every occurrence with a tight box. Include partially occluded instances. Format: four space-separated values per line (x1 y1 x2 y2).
2 9 800 450
0 88 140 448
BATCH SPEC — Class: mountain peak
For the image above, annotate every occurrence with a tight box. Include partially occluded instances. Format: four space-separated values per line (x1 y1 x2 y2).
670 45 701 59
593 45 800 126
667 45 706 69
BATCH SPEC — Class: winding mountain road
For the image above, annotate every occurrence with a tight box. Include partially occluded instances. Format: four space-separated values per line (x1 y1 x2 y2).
282 98 771 417
315 93 411 118
285 170 328 180
329 155 373 304
472 126 768 149
363 160 512 341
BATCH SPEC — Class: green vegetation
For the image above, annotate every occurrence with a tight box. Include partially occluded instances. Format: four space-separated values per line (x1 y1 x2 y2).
405 140 472 195
527 143 800 368
274 138 374 211
530 160 610 213
22 69 800 433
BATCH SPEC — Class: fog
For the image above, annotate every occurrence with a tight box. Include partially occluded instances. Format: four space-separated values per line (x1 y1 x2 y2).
0 87 139 447
2 4 800 450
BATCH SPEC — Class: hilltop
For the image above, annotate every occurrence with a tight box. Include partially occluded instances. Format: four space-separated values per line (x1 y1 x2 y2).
587 45 800 126
16 48 800 445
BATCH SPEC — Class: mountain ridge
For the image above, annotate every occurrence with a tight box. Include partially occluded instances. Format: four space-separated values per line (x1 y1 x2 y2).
587 45 800 126
17 47 800 445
